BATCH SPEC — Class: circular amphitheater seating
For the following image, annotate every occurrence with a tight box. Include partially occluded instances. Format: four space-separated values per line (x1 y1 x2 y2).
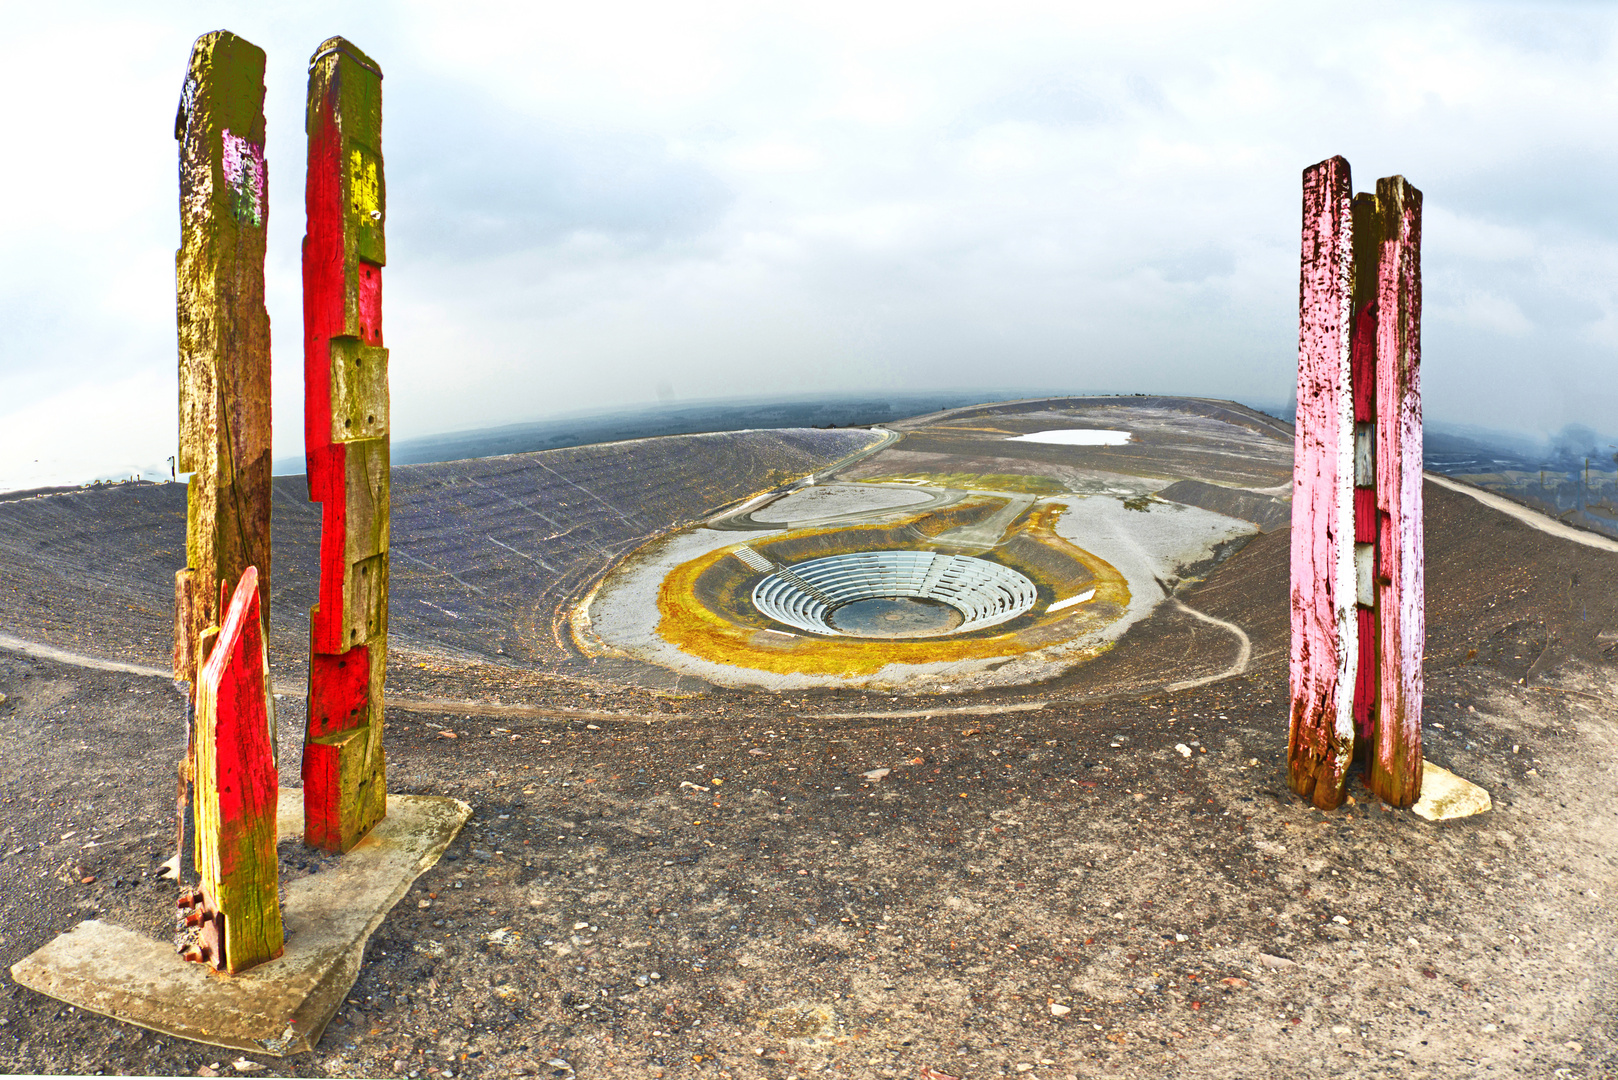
752 550 1038 637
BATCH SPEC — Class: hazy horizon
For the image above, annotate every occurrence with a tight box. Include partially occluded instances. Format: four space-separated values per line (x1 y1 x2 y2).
6 387 1611 497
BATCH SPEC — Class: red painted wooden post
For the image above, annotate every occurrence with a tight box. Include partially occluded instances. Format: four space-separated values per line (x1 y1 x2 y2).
184 566 283 974
1370 177 1424 806
1350 192 1381 746
173 29 273 886
1288 156 1357 810
302 37 390 852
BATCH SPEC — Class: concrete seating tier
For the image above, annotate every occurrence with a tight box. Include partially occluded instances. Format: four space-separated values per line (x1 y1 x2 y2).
752 550 1038 637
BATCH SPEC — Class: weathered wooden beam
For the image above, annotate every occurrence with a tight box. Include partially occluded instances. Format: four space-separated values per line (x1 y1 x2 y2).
173 28 273 884
1290 159 1425 811
183 566 283 974
1349 191 1382 746
1288 156 1357 810
1369 176 1425 807
302 37 390 853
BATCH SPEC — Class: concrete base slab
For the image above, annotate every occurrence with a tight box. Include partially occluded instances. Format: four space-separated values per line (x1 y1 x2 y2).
1412 762 1492 821
9 790 469 1056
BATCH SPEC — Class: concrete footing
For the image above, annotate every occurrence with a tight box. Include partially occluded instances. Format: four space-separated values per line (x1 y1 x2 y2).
9 790 469 1056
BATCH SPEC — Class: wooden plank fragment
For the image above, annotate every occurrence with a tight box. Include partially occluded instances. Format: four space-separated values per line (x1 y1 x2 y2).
1288 156 1357 810
302 37 390 853
188 567 283 974
172 28 273 886
1369 176 1425 807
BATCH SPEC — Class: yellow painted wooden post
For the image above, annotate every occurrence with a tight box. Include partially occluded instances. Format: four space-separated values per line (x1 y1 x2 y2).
171 29 275 898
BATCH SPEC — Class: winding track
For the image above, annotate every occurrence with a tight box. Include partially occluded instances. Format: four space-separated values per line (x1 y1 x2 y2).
0 633 669 724
1425 473 1618 553
1161 598 1253 692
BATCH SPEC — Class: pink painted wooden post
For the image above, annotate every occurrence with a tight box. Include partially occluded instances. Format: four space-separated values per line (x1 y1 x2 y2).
1370 177 1424 806
1350 191 1380 747
1289 156 1357 811
1290 158 1424 810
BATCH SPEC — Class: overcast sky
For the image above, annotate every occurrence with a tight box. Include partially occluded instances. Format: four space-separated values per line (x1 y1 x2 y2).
3 0 1615 490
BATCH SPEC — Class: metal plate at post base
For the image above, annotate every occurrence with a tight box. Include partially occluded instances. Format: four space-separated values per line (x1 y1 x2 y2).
8 790 469 1056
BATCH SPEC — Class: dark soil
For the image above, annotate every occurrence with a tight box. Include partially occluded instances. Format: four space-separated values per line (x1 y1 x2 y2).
2 472 1617 1079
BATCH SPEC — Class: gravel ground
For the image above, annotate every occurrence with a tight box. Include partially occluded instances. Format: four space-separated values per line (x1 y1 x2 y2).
2 624 1616 1079
2 429 1617 1078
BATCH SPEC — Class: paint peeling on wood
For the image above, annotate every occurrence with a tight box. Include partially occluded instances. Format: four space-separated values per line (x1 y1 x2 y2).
220 130 265 227
302 37 389 853
1370 176 1424 807
1288 156 1356 810
172 28 273 890
173 30 272 678
1290 159 1425 811
186 567 283 974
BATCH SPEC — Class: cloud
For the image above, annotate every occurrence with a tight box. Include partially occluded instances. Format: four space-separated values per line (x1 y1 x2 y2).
3 0 1618 486
1432 288 1534 338
388 83 733 262
0 371 175 492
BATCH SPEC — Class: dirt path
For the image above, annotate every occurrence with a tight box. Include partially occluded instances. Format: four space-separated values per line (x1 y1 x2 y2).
1162 599 1253 692
0 601 1245 724
0 633 172 680
1426 472 1618 554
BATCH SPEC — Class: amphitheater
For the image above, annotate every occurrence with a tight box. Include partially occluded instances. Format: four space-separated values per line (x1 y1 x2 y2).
743 548 1039 638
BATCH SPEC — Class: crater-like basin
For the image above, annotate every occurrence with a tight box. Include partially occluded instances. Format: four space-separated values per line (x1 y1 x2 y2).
751 551 1038 638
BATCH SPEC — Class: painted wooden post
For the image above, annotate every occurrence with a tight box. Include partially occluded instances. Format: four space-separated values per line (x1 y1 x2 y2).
1369 177 1424 806
181 567 284 974
1288 156 1357 811
173 30 273 880
1290 158 1424 810
302 37 390 853
1350 192 1381 748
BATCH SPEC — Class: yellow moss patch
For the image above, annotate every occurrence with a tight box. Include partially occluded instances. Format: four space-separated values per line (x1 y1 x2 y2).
858 472 1067 496
923 424 1024 435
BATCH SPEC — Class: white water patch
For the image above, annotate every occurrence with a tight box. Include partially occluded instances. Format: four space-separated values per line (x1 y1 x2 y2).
1007 429 1132 446
1046 588 1096 614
